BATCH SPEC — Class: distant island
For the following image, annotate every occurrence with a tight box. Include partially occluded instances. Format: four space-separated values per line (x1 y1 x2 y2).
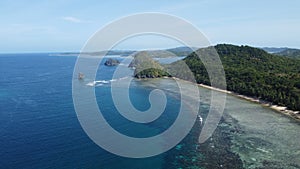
130 44 300 115
104 58 120 66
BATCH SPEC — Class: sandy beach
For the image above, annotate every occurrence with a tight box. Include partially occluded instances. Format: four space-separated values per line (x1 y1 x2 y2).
172 77 300 121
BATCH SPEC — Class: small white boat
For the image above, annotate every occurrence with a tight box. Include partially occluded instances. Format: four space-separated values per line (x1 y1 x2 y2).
198 115 203 125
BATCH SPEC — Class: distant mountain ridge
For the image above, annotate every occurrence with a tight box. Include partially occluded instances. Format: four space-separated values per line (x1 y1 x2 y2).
261 47 300 59
56 46 196 57
261 47 290 53
275 49 300 59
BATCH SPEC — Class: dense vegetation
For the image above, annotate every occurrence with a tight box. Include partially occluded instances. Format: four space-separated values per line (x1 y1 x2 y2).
173 44 300 111
129 51 169 78
166 46 195 56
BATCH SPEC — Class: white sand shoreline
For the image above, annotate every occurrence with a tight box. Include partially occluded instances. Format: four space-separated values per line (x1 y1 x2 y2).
171 77 300 121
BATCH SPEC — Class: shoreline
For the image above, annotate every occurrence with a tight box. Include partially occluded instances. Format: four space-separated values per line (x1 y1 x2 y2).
170 77 300 121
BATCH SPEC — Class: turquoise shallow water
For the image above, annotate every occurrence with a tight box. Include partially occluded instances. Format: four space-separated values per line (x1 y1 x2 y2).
0 53 299 169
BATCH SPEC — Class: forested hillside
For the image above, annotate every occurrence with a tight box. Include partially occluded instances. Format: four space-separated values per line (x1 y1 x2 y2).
129 51 169 78
173 44 300 111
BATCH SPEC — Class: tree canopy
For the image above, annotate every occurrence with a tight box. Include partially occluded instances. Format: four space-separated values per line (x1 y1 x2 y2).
174 44 300 111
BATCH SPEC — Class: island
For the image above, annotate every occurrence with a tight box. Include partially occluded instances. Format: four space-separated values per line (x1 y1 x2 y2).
104 58 120 66
129 51 169 78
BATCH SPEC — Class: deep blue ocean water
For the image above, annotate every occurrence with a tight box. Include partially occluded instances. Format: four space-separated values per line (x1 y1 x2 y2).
0 54 203 169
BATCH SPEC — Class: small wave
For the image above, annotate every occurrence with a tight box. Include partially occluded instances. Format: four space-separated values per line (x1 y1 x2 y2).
119 77 129 80
95 80 109 84
110 76 129 82
86 81 96 86
86 76 129 87
118 63 129 66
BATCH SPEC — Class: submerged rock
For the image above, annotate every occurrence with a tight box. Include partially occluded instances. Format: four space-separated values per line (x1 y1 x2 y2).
78 72 84 80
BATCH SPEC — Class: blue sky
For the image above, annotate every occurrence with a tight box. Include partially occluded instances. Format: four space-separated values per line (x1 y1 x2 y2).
0 0 299 52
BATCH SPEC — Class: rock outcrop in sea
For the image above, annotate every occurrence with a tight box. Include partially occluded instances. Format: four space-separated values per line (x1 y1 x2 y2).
104 58 120 66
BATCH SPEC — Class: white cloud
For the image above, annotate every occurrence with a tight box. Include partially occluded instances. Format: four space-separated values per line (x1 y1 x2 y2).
62 16 87 23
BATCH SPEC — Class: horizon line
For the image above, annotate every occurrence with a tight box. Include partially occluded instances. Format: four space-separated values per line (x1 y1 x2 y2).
0 43 298 54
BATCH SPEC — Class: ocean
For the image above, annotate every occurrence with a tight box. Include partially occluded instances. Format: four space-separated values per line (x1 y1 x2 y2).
0 53 299 169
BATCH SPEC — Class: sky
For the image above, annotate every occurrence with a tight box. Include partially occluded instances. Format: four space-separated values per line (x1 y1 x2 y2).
0 0 299 52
